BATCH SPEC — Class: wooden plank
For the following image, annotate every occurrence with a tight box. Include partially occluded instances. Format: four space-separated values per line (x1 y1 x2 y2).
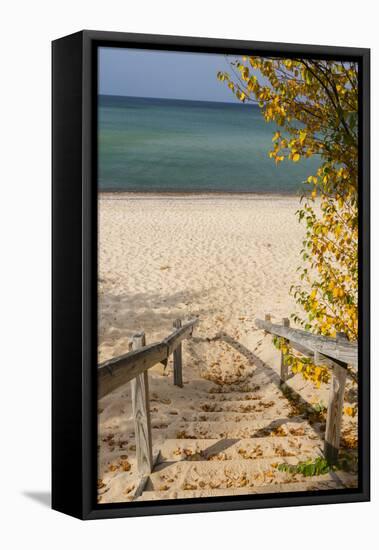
130 333 153 476
264 313 271 334
292 342 314 358
323 333 348 465
255 318 357 367
314 351 338 369
132 451 161 501
98 341 168 398
173 319 183 387
280 318 290 384
163 317 199 355
98 317 199 398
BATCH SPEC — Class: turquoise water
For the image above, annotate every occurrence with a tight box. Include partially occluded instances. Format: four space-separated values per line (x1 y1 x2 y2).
98 95 319 194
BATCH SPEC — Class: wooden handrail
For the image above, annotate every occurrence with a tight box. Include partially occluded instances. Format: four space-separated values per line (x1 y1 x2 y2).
256 314 357 465
255 318 358 368
98 317 199 480
98 317 199 398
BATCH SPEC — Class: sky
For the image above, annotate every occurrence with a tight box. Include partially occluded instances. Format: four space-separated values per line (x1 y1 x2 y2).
98 47 245 103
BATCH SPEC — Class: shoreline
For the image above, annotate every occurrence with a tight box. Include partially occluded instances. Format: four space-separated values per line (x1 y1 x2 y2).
99 190 304 200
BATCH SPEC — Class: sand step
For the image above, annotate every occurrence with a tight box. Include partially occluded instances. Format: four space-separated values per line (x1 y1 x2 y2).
166 417 323 440
136 478 355 501
143 457 355 494
158 436 323 462
206 390 282 402
164 391 277 407
176 410 294 423
186 398 288 413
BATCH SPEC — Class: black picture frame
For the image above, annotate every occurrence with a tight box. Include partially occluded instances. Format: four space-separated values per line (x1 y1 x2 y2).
52 30 370 520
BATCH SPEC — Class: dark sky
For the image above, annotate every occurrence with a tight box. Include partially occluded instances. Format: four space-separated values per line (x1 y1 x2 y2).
98 47 247 103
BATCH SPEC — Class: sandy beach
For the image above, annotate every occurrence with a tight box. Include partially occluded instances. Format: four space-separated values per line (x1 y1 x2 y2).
98 193 358 503
98 193 305 360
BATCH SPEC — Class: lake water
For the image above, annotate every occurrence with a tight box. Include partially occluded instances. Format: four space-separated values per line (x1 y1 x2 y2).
98 95 319 194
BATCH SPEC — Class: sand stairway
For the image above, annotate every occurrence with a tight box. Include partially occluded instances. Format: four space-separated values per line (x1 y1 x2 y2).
134 337 355 501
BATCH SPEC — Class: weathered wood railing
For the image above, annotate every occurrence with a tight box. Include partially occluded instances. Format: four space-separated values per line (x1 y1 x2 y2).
256 315 358 465
98 317 199 478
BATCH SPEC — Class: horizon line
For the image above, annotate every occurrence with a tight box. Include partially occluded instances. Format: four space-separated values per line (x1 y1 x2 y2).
98 93 259 106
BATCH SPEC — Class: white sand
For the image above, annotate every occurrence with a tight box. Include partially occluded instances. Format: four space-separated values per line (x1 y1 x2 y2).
98 194 358 504
98 193 304 360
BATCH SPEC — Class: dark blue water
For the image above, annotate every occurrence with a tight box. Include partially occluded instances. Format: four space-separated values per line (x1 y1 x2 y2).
98 95 319 193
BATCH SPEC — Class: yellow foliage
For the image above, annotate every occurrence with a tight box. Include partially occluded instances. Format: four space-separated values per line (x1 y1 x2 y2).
344 405 357 417
218 57 358 386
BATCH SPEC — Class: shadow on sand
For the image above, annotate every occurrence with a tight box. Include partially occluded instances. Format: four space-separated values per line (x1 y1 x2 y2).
192 330 326 440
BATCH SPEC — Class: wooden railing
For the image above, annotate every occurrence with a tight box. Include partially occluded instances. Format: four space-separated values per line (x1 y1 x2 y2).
98 317 199 479
256 315 358 465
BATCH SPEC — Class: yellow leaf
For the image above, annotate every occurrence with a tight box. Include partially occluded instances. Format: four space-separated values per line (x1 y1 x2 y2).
344 406 356 417
292 153 300 162
332 288 340 298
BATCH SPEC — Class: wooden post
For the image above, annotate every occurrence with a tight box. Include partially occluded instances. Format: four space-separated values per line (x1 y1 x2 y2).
280 318 290 384
173 319 183 387
324 333 348 465
130 332 153 475
264 313 271 334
